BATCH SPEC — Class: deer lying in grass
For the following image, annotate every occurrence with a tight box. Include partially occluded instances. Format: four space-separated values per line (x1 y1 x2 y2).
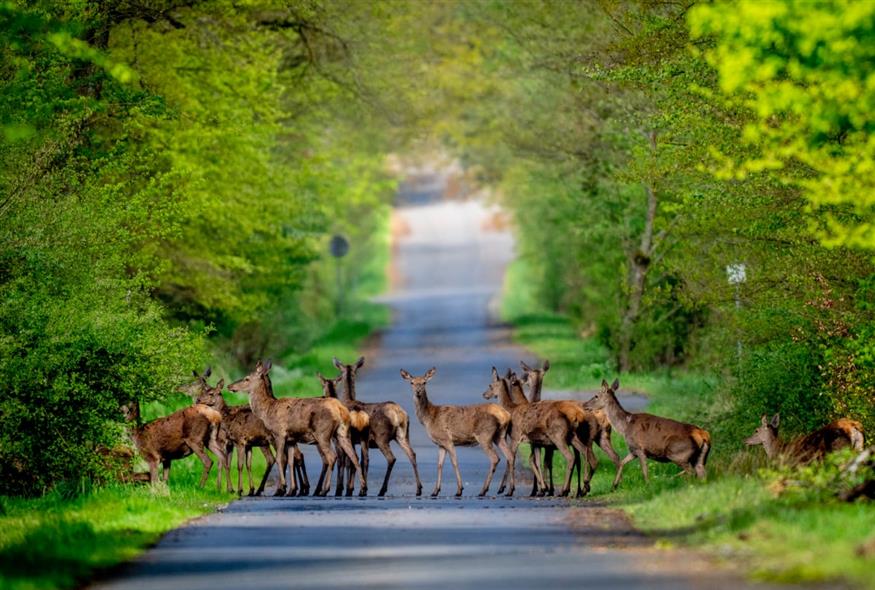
228 360 364 496
519 361 621 496
589 378 711 489
333 357 422 497
745 413 864 465
317 372 371 496
401 367 512 497
184 368 309 496
483 368 591 497
121 398 228 490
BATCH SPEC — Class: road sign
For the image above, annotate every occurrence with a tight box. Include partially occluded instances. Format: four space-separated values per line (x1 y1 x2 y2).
330 235 349 258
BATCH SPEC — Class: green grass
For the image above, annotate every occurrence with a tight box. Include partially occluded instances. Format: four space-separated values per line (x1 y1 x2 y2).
0 466 229 590
501 265 875 589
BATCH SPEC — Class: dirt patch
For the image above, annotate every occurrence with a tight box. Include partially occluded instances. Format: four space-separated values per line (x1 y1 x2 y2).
481 209 511 232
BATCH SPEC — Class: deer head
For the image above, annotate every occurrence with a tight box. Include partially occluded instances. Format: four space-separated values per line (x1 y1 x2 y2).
482 367 506 400
228 360 272 395
178 366 213 399
589 378 621 410
317 372 343 398
195 379 225 409
400 367 436 401
745 414 780 449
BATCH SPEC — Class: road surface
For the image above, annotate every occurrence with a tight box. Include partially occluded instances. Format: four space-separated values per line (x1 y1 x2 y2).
91 174 766 590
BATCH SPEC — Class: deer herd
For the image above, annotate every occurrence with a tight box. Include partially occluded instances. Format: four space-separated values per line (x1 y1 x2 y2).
123 357 866 498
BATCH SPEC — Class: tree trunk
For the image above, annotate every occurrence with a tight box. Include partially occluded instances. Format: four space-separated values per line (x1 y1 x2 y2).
618 131 659 372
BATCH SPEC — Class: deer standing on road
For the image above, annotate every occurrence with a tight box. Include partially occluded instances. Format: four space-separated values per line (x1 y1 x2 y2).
401 367 512 497
519 361 621 495
184 368 310 495
483 368 591 496
589 379 711 488
333 357 423 497
228 360 365 496
121 397 227 490
317 372 371 496
745 414 864 465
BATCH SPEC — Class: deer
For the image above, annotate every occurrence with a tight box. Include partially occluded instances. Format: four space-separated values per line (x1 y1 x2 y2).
183 368 309 496
401 367 513 497
121 397 228 490
589 378 711 489
228 360 365 496
483 368 592 497
332 357 423 497
745 413 864 465
519 360 621 495
316 372 371 496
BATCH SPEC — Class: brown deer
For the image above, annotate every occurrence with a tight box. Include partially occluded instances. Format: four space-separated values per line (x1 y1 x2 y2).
401 367 513 497
519 361 621 495
121 398 228 490
333 357 423 497
589 378 711 489
745 413 864 465
183 368 309 496
483 368 591 497
228 360 364 496
316 372 371 496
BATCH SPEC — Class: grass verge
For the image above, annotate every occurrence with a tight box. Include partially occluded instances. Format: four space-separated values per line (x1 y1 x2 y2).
502 260 875 589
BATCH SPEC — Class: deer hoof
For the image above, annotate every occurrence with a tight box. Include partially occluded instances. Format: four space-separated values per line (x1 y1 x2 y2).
273 488 285 497
247 488 255 497
559 489 570 498
285 489 297 497
455 490 463 497
430 489 440 497
415 487 423 497
378 487 388 497
358 489 368 497
298 488 309 497
505 488 515 497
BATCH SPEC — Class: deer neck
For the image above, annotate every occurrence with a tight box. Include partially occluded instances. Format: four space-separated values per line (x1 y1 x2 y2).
528 376 543 402
602 390 631 436
341 374 355 401
247 375 276 419
507 381 527 408
413 389 435 426
764 433 785 459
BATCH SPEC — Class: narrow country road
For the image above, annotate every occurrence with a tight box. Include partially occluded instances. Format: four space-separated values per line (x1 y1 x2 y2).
91 175 770 590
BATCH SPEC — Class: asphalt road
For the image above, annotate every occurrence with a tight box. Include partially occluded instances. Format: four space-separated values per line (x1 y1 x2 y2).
91 177 765 590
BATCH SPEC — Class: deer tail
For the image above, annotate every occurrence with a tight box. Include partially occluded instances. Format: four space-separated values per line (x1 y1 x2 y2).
694 429 711 469
849 423 865 452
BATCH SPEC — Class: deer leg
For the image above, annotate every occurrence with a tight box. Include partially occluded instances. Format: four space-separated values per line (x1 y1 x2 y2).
545 446 556 496
583 444 599 496
334 449 346 497
316 437 337 496
526 441 548 496
375 439 396 497
446 444 464 497
160 459 170 483
234 444 244 495
285 445 298 496
476 436 500 497
293 446 308 496
612 452 636 490
497 435 515 497
547 432 575 497
432 447 446 497
599 430 621 467
636 451 650 483
245 446 256 495
396 428 422 496
255 444 274 496
186 440 214 489
570 437 593 497
528 446 540 496
273 436 288 496
359 441 370 496
337 430 365 496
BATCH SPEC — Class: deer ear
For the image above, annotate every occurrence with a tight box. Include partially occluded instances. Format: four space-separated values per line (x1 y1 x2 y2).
611 378 620 390
255 360 263 371
601 379 609 388
424 367 436 381
492 366 499 380
520 360 532 372
400 369 411 381
770 413 780 428
333 357 343 369
355 356 365 369
216 378 224 390
192 370 199 378
263 359 273 372
542 359 550 372
204 366 212 378
317 372 326 382
760 415 768 426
